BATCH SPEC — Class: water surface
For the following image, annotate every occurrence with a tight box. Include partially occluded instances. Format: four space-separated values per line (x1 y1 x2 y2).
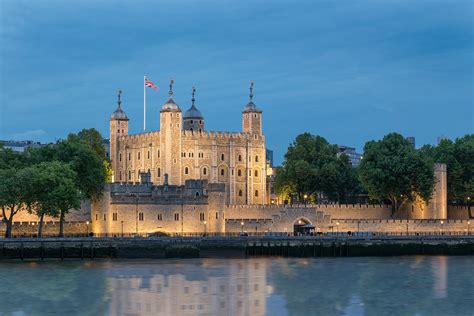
0 256 473 315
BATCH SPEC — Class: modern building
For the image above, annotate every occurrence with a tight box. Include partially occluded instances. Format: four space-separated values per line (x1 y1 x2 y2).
109 81 267 205
406 136 416 148
265 149 274 167
1 140 42 152
337 145 362 167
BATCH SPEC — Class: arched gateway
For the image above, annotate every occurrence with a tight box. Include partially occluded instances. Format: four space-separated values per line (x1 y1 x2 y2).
293 218 315 236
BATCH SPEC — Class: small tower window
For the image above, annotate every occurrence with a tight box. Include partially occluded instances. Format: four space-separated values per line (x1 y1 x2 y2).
157 150 160 158
185 167 189 175
128 171 131 180
147 151 150 159
129 153 131 161
220 169 225 176
138 152 140 160
174 213 180 221
119 153 122 162
255 190 259 197
158 168 161 177
254 170 258 177
190 120 193 124
238 170 242 177
238 155 242 162
203 167 207 175
238 190 243 197
255 155 259 162
119 171 122 181
221 154 225 161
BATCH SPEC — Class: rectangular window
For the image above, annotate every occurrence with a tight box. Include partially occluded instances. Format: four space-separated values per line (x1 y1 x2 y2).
216 212 218 219
157 213 163 221
139 212 144 221
113 213 118 221
103 214 106 221
174 213 180 221
157 150 160 158
200 213 205 221
96 214 98 221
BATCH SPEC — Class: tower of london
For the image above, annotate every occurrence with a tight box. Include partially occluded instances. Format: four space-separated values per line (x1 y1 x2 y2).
109 81 267 205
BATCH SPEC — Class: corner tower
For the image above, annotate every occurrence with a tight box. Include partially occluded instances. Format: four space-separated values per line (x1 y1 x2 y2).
242 81 263 135
109 89 129 182
159 80 182 185
183 86 205 132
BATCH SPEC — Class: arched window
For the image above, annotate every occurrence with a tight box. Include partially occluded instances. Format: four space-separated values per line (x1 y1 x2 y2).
238 170 242 177
220 168 225 176
255 155 259 162
128 171 131 180
119 153 122 162
190 120 193 124
238 155 242 162
195 192 200 197
147 151 150 159
255 190 259 197
128 153 131 160
203 167 207 175
138 152 140 160
185 167 189 175
221 154 225 161
157 168 161 177
238 190 243 197
254 170 258 177
119 171 122 181
157 150 160 158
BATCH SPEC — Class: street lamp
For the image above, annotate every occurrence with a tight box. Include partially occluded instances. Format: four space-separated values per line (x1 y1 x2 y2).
303 194 308 205
86 221 89 237
203 220 207 236
121 220 124 237
468 221 471 235
241 221 244 233
440 220 444 235
336 222 340 235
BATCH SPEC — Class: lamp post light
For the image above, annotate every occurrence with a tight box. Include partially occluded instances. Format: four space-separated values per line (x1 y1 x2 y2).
121 220 124 237
135 196 139 236
86 221 89 237
440 220 444 235
303 194 308 206
241 221 244 233
336 222 340 235
468 221 471 235
203 220 207 236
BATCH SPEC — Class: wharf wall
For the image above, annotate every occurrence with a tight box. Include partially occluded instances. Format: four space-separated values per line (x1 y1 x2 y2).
0 237 473 259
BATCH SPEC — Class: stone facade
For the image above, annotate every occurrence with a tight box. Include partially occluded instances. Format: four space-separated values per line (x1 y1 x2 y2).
92 180 226 235
109 82 266 205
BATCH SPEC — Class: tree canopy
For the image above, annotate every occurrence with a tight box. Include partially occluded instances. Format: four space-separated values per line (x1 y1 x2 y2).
358 133 435 213
420 134 473 203
275 133 362 203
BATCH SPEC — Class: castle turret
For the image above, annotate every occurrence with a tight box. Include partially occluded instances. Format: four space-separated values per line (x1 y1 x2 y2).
183 86 205 132
159 80 182 185
242 81 263 135
109 89 129 182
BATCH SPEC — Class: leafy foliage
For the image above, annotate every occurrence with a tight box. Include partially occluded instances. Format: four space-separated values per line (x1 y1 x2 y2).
275 133 362 203
358 133 434 213
420 134 474 203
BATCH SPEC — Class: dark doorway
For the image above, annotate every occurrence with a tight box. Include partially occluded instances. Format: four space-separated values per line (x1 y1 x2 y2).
293 219 315 236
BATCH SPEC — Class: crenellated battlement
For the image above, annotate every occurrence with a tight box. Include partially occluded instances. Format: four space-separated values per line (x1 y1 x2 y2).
118 131 160 143
181 130 248 140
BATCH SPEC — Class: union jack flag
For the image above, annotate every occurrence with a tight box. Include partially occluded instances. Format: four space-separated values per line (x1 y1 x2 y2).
145 78 158 91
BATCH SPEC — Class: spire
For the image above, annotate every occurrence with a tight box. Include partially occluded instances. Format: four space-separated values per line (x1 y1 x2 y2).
169 79 174 98
249 80 254 102
117 89 122 110
191 86 196 107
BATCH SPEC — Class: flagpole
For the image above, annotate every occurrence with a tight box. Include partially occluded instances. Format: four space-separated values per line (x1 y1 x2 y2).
143 75 146 131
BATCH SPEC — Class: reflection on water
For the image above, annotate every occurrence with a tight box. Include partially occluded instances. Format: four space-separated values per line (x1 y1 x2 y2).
0 256 473 316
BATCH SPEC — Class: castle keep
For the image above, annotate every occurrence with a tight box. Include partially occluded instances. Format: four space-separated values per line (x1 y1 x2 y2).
109 81 266 205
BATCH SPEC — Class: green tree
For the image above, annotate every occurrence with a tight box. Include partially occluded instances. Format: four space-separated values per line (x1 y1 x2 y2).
421 135 474 203
28 138 107 236
67 128 106 159
0 168 34 238
359 133 435 215
275 133 362 203
26 162 81 238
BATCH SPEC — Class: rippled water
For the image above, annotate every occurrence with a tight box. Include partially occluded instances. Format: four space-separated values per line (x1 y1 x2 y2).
0 256 473 315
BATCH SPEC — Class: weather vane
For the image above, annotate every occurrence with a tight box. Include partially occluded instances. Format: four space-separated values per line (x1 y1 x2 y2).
118 89 122 108
192 86 196 106
249 80 254 102
169 79 174 97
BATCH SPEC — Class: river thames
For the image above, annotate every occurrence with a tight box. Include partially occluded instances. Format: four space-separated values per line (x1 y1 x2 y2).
0 256 472 315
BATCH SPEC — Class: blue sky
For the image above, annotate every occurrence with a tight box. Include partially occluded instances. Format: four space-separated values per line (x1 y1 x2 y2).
0 0 472 164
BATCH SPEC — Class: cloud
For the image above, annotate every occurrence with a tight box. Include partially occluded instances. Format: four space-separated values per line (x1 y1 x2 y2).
9 129 47 141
